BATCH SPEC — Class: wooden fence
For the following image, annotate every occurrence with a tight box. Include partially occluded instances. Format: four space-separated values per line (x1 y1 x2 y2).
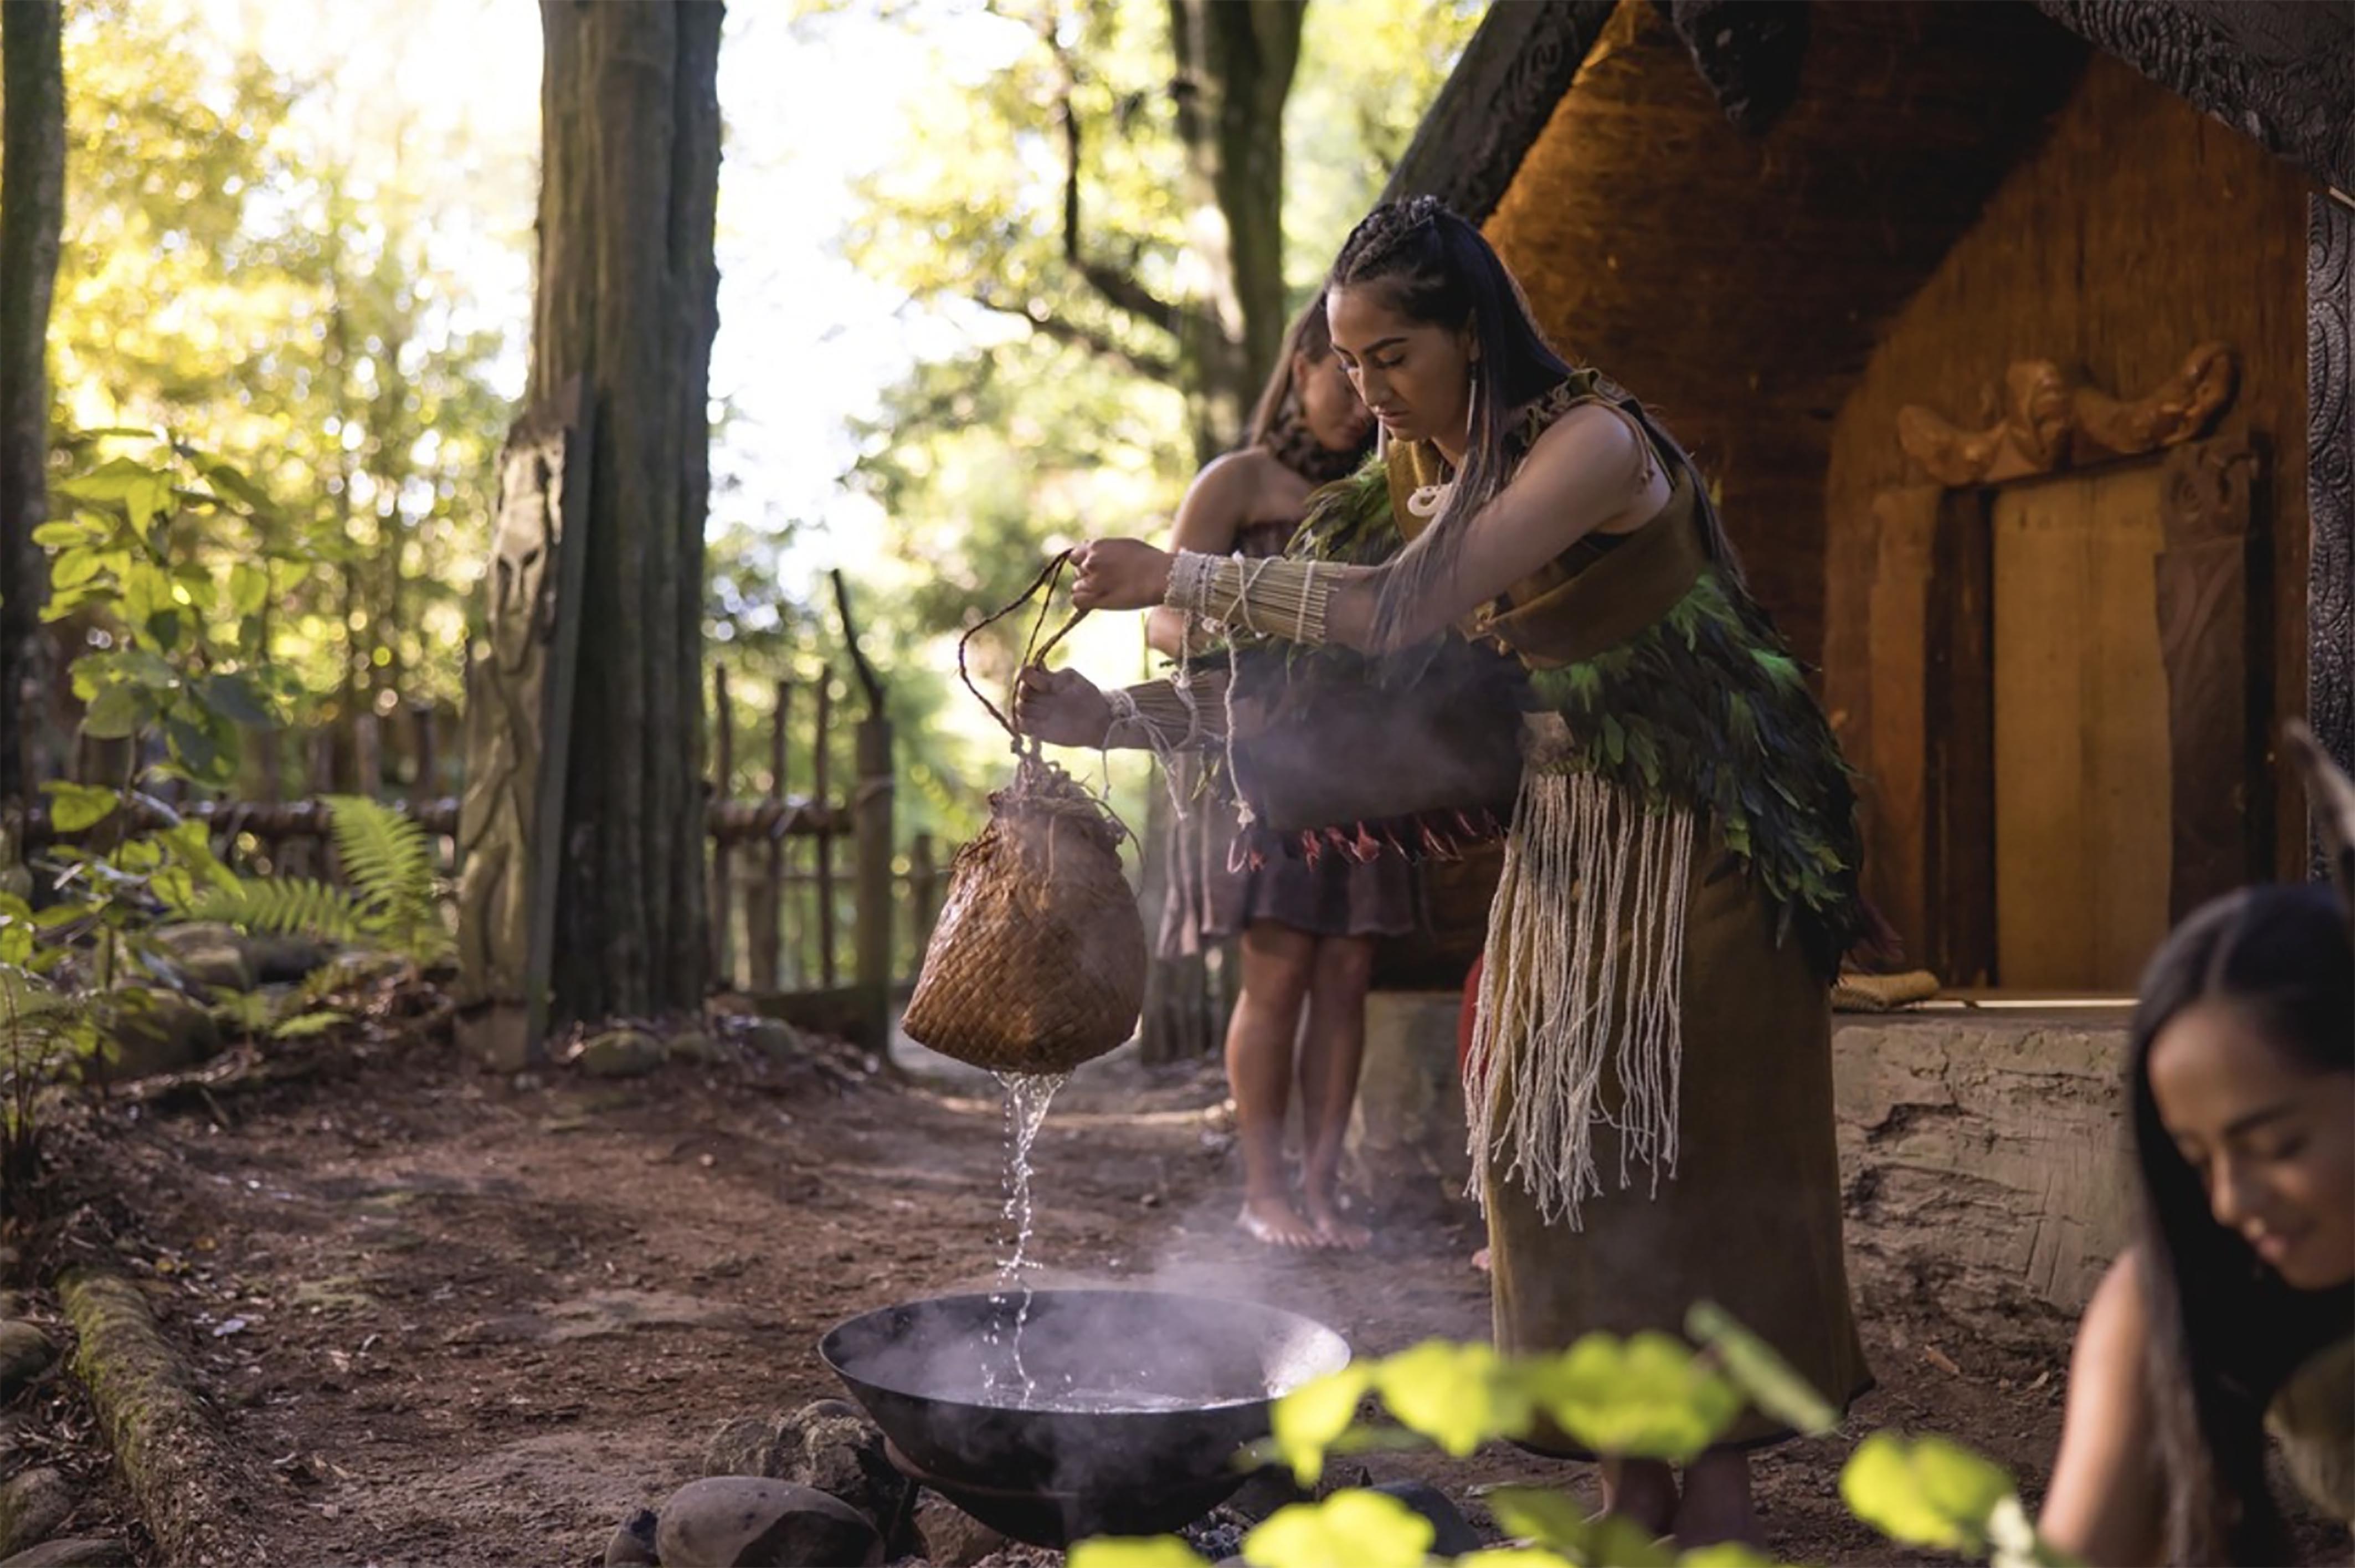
28 663 948 1027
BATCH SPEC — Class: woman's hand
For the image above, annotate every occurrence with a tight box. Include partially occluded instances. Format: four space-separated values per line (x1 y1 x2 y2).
1071 539 1175 612
1013 666 1114 748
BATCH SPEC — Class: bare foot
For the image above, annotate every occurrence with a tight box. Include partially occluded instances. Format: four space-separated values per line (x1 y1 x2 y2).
1236 1194 1321 1248
1469 1246 1491 1273
1304 1192 1371 1251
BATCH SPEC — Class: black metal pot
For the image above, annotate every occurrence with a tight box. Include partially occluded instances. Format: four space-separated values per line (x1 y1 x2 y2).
819 1288 1349 1548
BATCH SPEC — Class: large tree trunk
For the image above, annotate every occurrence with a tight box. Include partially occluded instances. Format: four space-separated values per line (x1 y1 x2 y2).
1165 0 1302 464
532 0 722 1022
1 1 66 808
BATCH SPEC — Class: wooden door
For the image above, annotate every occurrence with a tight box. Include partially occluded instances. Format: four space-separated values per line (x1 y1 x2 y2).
1991 464 2174 990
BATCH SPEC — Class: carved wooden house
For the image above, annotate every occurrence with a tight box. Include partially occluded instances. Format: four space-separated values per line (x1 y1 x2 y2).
1391 0 2353 992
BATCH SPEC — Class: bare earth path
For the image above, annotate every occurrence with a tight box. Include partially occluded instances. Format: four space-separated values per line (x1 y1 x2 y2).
40 1024 2295 1567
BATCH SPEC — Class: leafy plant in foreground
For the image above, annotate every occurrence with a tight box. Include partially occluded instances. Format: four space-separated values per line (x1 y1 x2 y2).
1068 1303 2080 1568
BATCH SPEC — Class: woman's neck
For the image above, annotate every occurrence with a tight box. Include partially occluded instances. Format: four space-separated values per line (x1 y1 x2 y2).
1431 426 1467 470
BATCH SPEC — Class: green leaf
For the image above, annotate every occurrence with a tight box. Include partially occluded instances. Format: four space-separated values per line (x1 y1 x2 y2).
49 548 104 591
268 1010 347 1040
80 683 147 742
202 672 274 727
1529 1333 1742 1462
204 461 279 518
1485 1489 1673 1568
1372 1339 1531 1457
31 520 100 548
1066 1541 1213 1568
1453 1552 1577 1568
1839 1432 2017 1555
1675 1544 1788 1567
1684 1302 1839 1438
228 562 271 618
42 782 119 834
1269 1364 1371 1486
1243 1490 1433 1568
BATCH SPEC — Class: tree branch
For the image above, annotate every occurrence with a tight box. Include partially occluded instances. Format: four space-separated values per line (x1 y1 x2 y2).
970 290 1178 382
1037 6 1183 336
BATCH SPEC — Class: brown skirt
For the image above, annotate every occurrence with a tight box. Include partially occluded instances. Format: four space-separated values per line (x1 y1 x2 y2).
1482 822 1872 1453
1158 759 1418 959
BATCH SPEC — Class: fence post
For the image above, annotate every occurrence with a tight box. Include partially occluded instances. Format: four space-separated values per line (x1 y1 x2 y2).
854 713 893 996
814 678 836 988
749 680 788 993
410 701 438 807
709 664 734 990
909 831 938 971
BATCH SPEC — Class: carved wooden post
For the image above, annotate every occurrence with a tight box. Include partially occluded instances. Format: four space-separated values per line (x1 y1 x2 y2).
455 379 591 1071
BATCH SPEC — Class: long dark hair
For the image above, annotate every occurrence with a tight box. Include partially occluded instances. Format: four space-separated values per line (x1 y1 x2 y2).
1325 197 1738 647
1244 287 1371 484
2126 882 2353 1564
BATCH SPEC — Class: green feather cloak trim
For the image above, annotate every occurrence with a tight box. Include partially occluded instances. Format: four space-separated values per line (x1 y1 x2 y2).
1521 570 1868 979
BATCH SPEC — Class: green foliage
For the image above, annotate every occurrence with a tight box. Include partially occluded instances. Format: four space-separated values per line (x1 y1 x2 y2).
50 0 519 739
40 437 300 789
1096 1304 2080 1568
177 796 450 967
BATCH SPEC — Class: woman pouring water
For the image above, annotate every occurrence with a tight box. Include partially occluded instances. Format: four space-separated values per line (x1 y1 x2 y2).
1017 197 1873 1547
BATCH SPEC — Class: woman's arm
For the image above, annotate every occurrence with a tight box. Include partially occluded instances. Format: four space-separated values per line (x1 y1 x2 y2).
1147 454 1262 660
2040 1252 2166 1567
1077 405 1666 655
1013 667 1229 753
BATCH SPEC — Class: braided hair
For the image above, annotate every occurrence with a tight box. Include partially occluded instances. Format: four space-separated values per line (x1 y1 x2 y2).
1328 197 1744 648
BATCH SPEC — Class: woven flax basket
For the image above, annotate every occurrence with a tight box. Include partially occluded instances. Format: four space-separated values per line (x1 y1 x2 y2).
902 755 1146 1075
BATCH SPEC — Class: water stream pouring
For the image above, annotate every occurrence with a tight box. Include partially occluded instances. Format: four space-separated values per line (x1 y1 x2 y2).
820 1289 1350 1547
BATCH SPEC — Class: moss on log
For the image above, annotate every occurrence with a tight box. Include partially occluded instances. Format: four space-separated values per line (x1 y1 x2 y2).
58 1267 250 1566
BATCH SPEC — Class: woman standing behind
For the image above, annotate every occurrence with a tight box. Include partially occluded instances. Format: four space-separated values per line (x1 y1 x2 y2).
1038 198 1874 1545
1148 295 1412 1251
2040 882 2353 1565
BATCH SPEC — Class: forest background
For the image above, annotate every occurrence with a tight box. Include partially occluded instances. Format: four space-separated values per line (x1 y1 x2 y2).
34 0 1477 855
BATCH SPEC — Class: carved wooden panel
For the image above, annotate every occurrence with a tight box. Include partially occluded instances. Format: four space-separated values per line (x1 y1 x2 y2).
1925 490 1994 990
2156 436 2265 921
2311 194 2354 843
1863 486 1941 963
2032 0 2355 192
1381 1 1612 223
456 378 592 1070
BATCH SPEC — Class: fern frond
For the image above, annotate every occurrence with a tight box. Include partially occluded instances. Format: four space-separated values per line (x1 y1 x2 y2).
324 796 435 916
184 877 369 945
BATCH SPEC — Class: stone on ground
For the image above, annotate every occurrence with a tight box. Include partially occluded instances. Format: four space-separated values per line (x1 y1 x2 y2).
912 1493 1006 1567
654 1478 882 1567
0 1324 54 1401
601 1505 659 1566
571 1030 665 1079
0 1468 71 1557
705 1401 909 1546
91 990 222 1082
0 1541 129 1568
1367 1479 1480 1556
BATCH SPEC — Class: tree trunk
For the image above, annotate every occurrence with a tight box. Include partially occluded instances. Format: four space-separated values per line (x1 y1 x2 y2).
1 1 66 808
532 0 722 1022
1165 0 1303 464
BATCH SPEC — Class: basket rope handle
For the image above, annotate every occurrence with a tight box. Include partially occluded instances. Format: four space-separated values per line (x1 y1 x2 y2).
957 551 1089 753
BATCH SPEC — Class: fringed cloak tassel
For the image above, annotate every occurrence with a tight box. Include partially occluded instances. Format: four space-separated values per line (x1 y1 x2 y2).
1464 769 1695 1229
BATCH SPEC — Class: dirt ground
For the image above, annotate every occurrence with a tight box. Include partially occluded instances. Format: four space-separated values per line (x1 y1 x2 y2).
18 1009 2345 1568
